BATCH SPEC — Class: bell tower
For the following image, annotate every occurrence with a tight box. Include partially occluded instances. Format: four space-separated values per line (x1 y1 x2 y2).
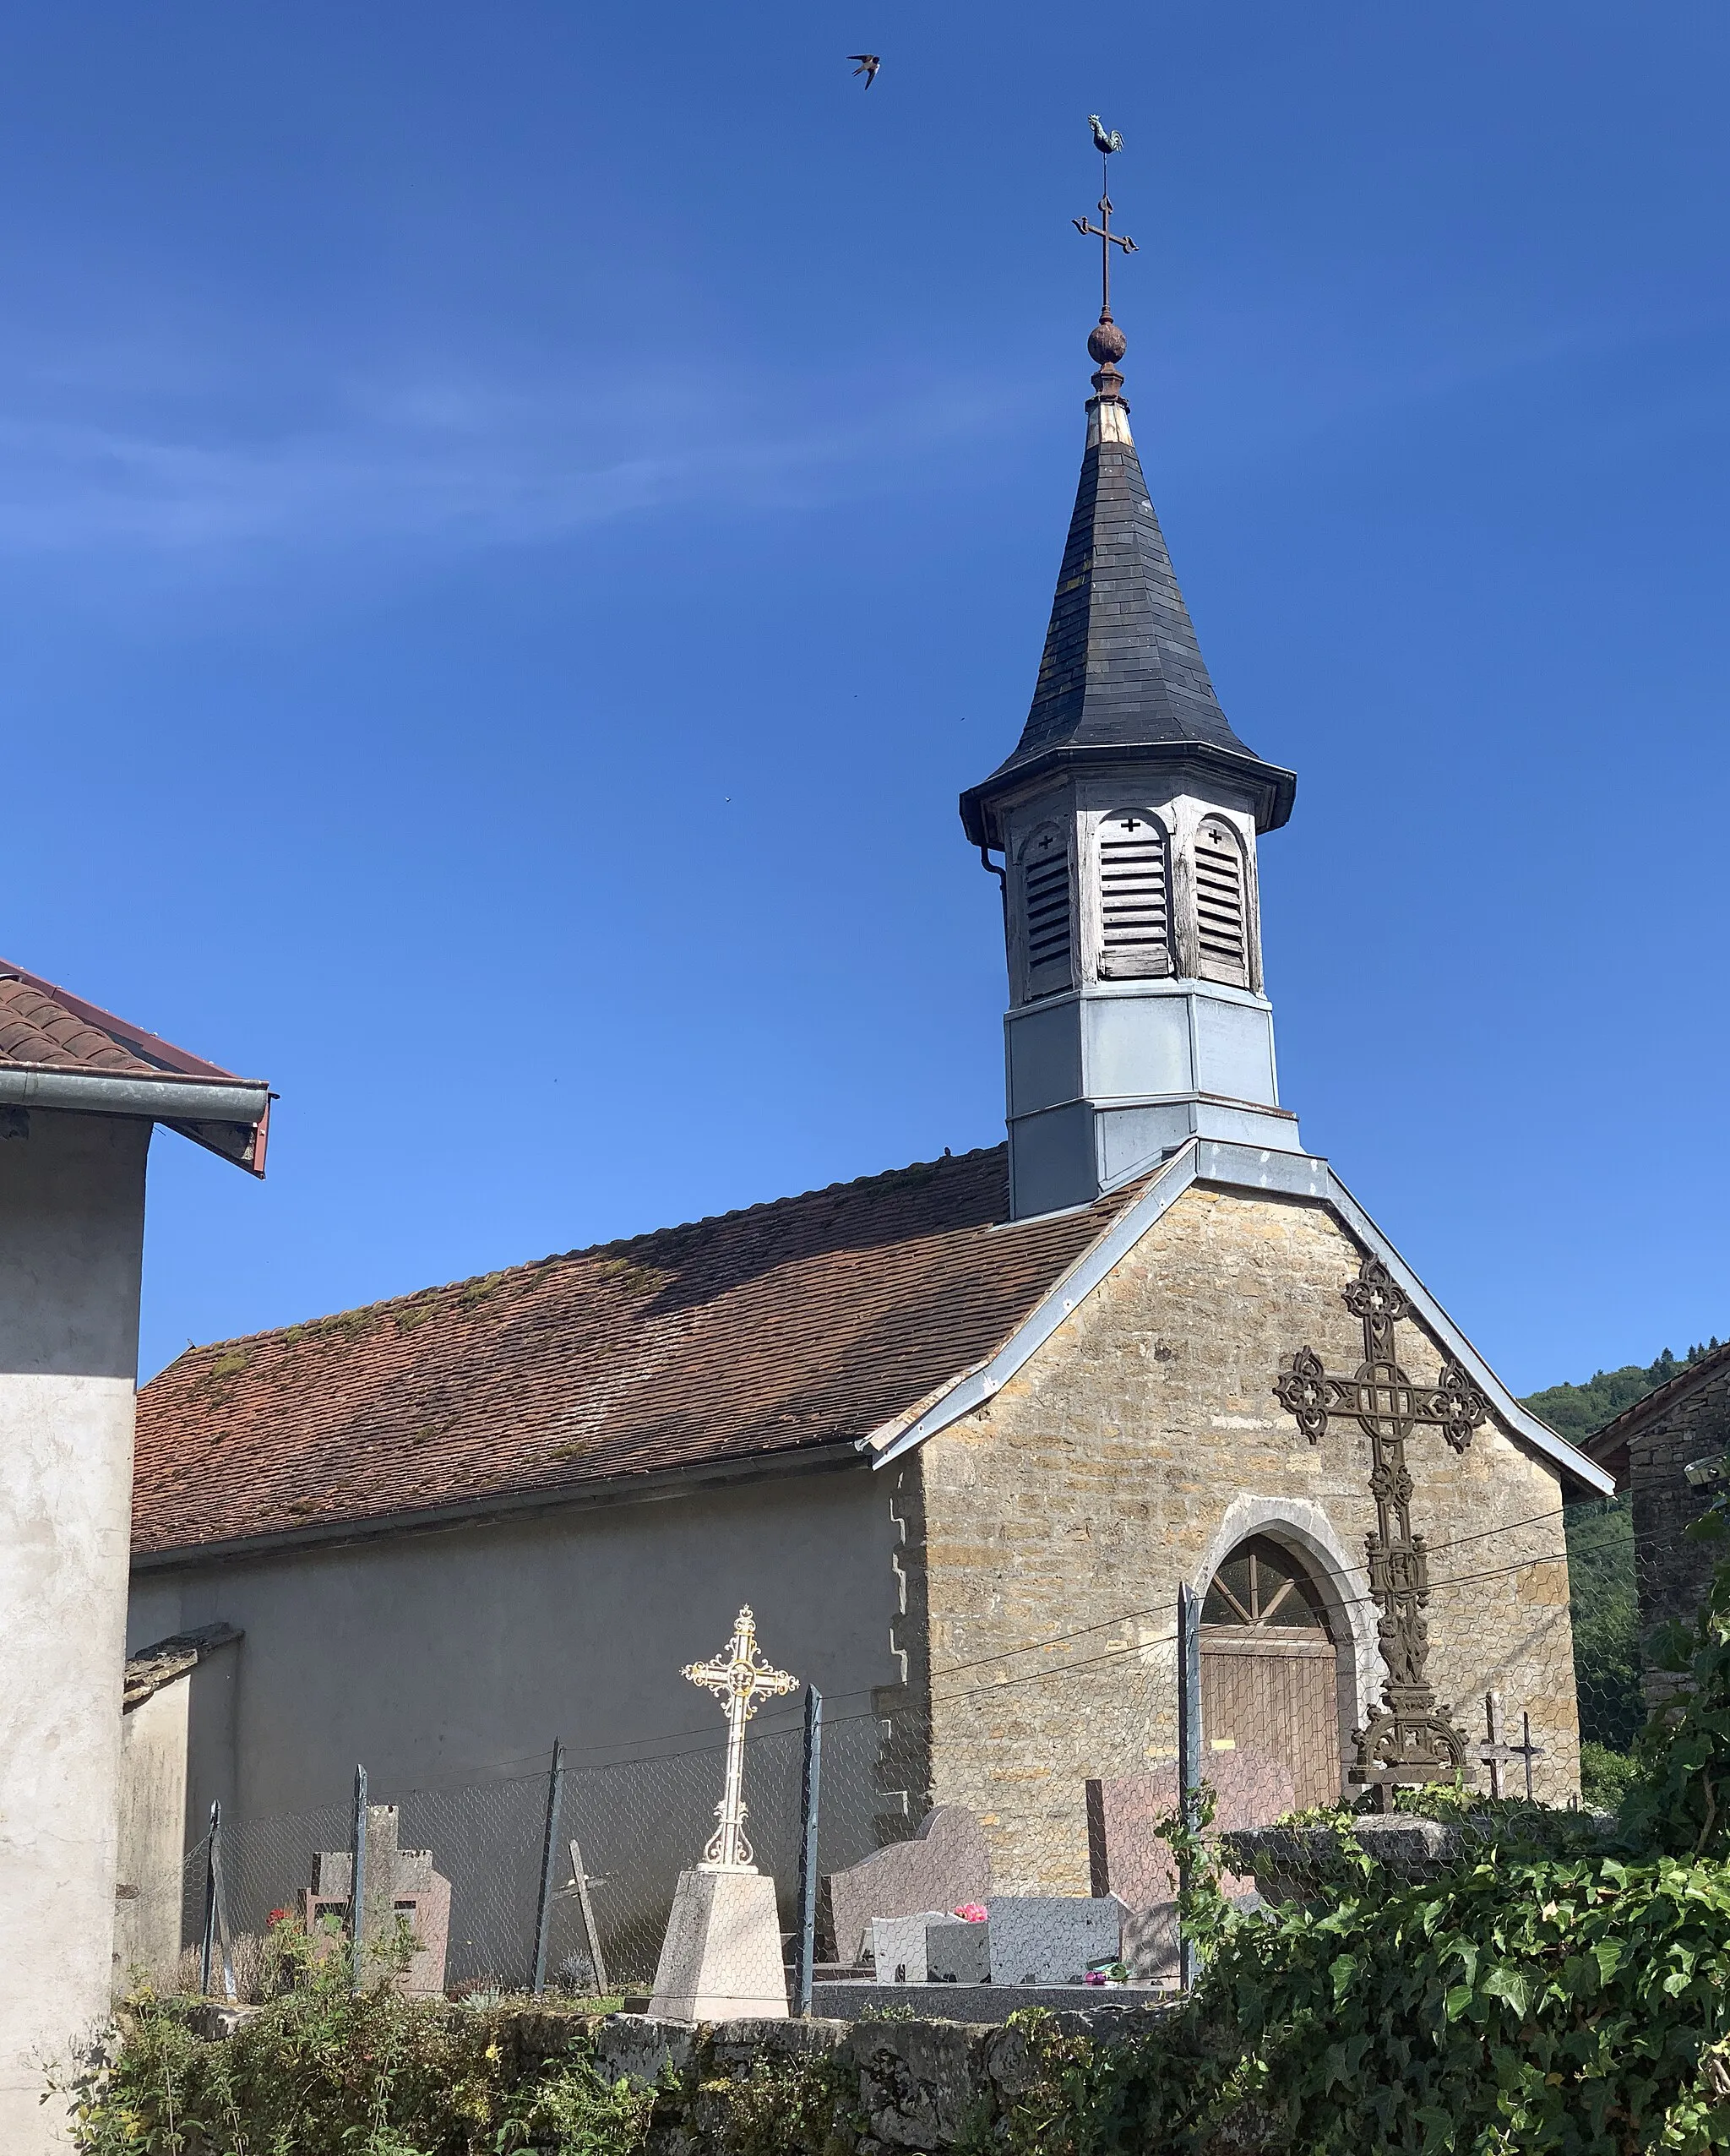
960 144 1303 1217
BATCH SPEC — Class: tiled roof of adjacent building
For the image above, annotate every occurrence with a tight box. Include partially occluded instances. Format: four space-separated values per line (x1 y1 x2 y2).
1585 1340 1730 1488
0 964 241 1077
133 1146 1137 1561
0 958 272 1173
0 972 166 1073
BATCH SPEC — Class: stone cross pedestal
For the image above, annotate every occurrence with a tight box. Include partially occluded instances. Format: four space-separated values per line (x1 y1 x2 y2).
649 1607 797 2022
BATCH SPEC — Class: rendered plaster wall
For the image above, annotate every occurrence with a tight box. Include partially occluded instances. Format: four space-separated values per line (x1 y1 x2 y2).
117 1680 193 1986
908 1184 1581 1896
127 1462 904 1971
0 1108 150 2153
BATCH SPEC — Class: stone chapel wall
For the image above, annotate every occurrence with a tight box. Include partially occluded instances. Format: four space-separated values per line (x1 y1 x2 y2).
904 1186 1581 1897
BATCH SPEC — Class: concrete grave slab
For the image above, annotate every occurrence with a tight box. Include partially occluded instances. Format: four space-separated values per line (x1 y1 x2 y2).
985 1897 1121 1986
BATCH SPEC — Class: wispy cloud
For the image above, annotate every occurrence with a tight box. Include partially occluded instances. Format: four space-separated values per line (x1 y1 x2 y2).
0 340 1004 564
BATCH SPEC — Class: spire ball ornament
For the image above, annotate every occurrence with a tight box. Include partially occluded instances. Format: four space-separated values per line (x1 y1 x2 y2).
1087 318 1127 367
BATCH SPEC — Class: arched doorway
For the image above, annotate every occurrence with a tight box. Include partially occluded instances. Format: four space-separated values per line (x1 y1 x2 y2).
1200 1536 1342 1814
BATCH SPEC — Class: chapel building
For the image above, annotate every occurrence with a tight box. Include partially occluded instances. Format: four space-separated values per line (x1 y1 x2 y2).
124 302 1611 1950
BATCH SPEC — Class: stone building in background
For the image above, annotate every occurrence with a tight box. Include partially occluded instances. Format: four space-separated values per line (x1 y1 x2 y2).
122 302 1611 1968
1588 1342 1730 1701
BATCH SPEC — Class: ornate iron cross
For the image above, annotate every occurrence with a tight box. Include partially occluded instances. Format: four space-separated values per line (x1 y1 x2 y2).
683 1605 797 1871
1273 1255 1489 1797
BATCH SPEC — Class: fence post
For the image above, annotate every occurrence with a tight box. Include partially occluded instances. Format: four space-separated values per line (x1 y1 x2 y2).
350 1763 368 1995
795 1684 824 2017
1177 1582 1201 1993
530 1740 566 1995
199 1800 221 1996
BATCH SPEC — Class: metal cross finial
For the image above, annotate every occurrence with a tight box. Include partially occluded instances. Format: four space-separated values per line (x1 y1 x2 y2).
683 1605 797 1872
1273 1255 1490 1801
1073 138 1137 326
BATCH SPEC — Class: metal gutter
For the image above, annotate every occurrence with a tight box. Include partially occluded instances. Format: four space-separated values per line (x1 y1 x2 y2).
130 1437 866 1575
0 1065 271 1124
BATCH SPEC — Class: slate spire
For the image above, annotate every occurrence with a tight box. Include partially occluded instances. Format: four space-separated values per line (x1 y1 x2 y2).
960 318 1295 849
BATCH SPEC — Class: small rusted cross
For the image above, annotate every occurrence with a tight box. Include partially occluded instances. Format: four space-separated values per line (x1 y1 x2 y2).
683 1606 797 1872
1477 1693 1545 1802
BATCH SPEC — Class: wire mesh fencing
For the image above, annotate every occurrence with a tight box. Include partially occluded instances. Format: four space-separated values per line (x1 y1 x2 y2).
121 1484 1722 2005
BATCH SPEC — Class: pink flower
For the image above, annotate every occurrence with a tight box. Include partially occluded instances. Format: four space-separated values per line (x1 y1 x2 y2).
953 1903 987 1923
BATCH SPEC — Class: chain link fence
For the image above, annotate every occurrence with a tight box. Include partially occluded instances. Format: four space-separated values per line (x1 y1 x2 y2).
116 1485 1699 2004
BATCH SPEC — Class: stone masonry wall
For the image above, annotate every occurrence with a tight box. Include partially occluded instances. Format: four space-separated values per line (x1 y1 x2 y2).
906 1187 1580 1895
1628 1358 1730 1702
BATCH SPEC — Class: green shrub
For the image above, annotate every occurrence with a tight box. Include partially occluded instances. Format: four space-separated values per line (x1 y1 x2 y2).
57 1927 652 2156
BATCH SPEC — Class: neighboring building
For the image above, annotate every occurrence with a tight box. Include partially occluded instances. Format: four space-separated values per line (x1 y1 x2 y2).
124 305 1611 1970
0 966 268 2156
1587 1342 1730 1700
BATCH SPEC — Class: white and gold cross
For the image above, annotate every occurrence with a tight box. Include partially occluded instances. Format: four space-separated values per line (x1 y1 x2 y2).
683 1605 797 1872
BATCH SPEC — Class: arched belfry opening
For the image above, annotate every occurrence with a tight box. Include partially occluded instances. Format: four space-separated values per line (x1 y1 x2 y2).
1200 1536 1343 1814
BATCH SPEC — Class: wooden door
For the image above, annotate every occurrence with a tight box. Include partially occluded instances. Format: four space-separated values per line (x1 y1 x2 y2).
1200 1538 1343 1817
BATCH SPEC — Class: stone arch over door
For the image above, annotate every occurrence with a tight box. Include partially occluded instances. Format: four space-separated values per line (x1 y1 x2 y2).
1193 1500 1377 1818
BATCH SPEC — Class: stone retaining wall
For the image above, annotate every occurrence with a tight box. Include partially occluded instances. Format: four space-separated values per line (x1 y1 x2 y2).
193 2001 1177 2153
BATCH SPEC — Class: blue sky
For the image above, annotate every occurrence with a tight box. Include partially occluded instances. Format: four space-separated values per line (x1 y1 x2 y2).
2 2 1725 1391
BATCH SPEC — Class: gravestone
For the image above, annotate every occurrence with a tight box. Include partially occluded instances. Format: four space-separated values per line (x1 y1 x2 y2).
924 1915 991 1984
985 1897 1121 1985
1086 1749 1295 1904
827 1806 992 1967
1089 1753 1292 1979
301 1805 451 1995
869 1910 955 1984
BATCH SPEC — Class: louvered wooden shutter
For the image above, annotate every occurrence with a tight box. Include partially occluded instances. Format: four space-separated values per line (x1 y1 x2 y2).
1097 814 1171 978
1194 818 1249 985
1021 832 1072 991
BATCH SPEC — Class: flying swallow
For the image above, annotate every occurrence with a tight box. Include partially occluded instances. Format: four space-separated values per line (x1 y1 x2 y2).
849 54 882 87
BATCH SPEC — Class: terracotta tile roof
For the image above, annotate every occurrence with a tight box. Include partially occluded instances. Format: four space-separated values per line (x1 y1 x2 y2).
133 1146 1136 1560
0 957 273 1175
0 972 165 1074
0 961 242 1078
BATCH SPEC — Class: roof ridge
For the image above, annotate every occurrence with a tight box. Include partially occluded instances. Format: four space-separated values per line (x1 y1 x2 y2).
163 1144 1009 1367
1585 1337 1730 1457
